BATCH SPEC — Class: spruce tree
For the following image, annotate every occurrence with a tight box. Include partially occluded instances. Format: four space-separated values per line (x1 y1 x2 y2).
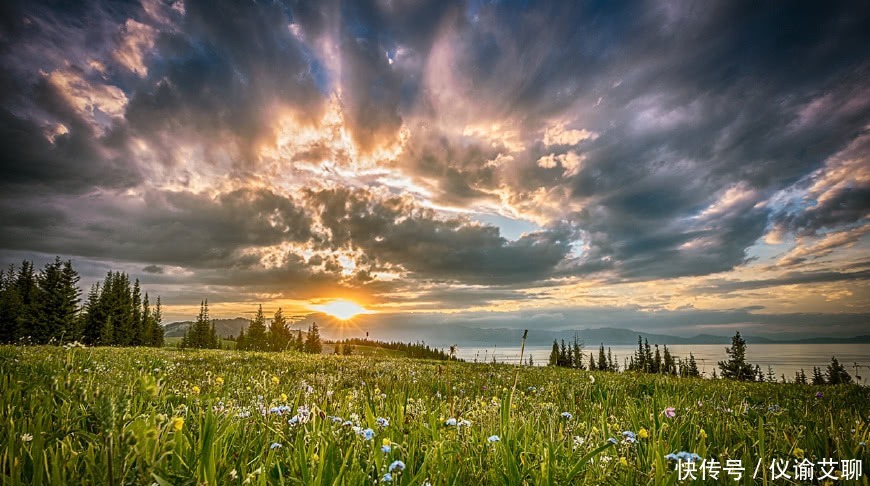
14 261 39 343
687 353 699 377
812 366 826 385
825 356 852 385
304 322 322 354
598 344 607 371
269 308 292 351
0 266 23 343
588 352 596 371
572 336 584 370
549 340 559 366
131 279 143 345
236 328 246 351
151 297 164 347
246 305 268 351
718 332 755 381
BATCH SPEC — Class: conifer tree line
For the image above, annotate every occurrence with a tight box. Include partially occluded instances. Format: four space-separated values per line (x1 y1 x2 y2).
330 338 454 360
627 336 700 377
0 258 163 346
233 305 322 353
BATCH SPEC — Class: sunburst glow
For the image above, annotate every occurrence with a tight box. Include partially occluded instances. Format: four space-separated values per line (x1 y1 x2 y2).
310 299 368 320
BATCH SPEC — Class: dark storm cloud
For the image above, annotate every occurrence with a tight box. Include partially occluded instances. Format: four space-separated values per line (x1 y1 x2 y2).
306 187 575 284
690 269 870 295
0 187 312 268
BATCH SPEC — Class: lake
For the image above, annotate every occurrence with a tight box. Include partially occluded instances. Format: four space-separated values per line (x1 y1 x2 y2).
454 343 870 384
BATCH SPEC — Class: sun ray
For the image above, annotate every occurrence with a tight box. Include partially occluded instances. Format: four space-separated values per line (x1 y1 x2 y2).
310 299 369 320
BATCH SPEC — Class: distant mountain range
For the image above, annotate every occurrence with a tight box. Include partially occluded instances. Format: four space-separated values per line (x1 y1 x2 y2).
163 314 870 346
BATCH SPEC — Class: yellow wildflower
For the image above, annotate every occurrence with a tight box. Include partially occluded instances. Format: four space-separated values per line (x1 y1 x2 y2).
271 376 280 385
793 447 804 458
638 428 649 439
215 377 224 385
191 385 200 395
383 438 391 447
699 429 707 440
280 393 288 402
172 417 184 432
312 453 319 463
619 456 628 467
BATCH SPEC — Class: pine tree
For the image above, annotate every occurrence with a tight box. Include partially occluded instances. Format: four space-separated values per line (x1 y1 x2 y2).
236 328 247 351
718 332 755 381
151 297 164 347
572 336 584 370
131 279 143 345
549 340 559 366
663 345 675 375
766 366 776 383
559 340 569 367
269 308 292 351
597 344 607 371
687 353 699 377
588 352 596 371
246 305 267 351
304 322 322 354
14 261 39 343
0 266 23 343
795 368 808 385
825 356 852 385
812 366 826 385
183 300 216 349
141 293 153 346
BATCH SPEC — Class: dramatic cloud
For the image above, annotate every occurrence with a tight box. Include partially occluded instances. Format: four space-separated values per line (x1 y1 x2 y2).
1 0 868 335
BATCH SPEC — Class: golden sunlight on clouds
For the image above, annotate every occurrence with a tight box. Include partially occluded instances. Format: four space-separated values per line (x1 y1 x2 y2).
310 299 370 320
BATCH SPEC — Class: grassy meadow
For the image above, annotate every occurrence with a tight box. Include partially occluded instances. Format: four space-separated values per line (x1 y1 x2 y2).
1 345 868 485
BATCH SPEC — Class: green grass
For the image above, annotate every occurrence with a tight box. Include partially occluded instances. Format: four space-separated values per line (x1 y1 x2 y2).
164 337 237 349
1 346 868 484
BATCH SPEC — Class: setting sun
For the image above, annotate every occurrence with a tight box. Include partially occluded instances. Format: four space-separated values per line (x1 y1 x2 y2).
310 299 368 320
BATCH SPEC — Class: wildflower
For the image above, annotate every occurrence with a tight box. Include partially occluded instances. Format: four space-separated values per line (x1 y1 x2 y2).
376 417 390 428
191 385 200 395
699 429 707 440
229 469 238 480
815 391 823 398
619 456 628 467
793 447 805 458
288 416 299 426
572 436 585 449
280 393 288 402
361 428 376 440
561 412 573 420
663 407 676 418
21 433 33 442
311 453 319 463
270 442 282 450
665 451 703 462
382 473 393 482
172 417 184 432
389 460 405 473
589 375 596 384
381 438 392 453
445 418 457 426
638 428 649 439
272 376 280 385
608 437 618 445
487 435 501 443
458 419 471 428
622 431 636 443
215 377 224 385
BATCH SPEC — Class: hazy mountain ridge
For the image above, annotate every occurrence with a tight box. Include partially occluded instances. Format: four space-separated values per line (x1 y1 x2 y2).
163 315 870 346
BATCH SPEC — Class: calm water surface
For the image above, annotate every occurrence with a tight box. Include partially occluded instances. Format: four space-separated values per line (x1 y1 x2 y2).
455 344 870 384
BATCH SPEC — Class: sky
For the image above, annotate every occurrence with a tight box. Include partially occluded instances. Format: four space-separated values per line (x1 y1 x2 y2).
0 0 868 339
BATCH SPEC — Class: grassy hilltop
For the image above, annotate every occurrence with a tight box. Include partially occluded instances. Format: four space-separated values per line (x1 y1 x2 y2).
1 346 868 484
